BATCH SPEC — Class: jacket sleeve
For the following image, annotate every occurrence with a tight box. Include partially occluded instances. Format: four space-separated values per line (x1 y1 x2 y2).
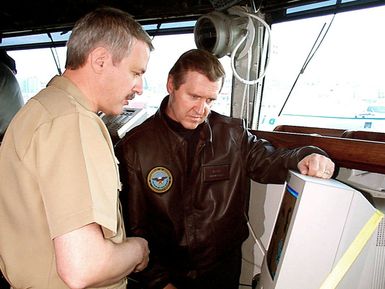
242 128 329 184
115 140 171 289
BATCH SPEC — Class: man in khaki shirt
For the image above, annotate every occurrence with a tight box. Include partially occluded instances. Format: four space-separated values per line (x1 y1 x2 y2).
0 7 153 289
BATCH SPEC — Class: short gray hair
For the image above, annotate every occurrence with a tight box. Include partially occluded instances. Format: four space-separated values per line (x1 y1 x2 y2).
65 7 153 69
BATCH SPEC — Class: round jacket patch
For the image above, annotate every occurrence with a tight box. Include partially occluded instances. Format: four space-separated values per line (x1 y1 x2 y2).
147 167 173 193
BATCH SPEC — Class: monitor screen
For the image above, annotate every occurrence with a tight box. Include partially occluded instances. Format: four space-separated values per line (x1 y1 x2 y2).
257 170 384 289
265 182 297 280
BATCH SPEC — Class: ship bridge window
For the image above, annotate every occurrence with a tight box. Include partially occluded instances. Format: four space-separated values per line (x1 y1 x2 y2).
258 4 385 133
269 0 385 23
2 23 233 117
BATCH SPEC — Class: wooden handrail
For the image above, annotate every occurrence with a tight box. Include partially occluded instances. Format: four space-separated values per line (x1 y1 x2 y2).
342 130 385 142
273 125 345 137
2 126 384 174
252 130 385 174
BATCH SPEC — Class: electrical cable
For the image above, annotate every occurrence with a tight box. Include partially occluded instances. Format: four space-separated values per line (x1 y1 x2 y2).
244 212 267 256
250 0 264 13
240 39 253 122
230 9 271 86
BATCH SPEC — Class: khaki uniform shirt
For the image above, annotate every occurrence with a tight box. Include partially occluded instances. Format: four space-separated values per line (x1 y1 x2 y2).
0 76 126 289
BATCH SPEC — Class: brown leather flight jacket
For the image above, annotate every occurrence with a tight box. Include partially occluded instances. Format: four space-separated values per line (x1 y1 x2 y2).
116 97 327 289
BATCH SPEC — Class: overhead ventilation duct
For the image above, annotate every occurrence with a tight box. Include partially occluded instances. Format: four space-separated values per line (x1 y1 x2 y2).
194 6 252 58
194 5 272 86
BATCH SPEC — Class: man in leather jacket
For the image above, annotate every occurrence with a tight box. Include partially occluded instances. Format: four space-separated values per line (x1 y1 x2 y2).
116 49 335 289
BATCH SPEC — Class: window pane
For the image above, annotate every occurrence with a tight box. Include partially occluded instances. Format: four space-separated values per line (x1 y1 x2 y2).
9 48 66 103
259 5 385 132
131 33 232 116
8 33 232 116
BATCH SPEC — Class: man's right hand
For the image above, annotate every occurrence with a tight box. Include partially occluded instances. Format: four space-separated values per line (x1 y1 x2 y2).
128 236 150 272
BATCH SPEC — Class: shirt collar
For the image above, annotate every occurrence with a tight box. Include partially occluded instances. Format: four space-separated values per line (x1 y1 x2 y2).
47 75 94 112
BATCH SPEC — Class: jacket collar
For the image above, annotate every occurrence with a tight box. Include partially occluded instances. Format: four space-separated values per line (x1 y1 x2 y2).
156 95 214 156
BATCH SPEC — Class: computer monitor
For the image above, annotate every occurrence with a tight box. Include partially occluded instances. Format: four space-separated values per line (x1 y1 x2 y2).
99 107 148 145
257 170 384 289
